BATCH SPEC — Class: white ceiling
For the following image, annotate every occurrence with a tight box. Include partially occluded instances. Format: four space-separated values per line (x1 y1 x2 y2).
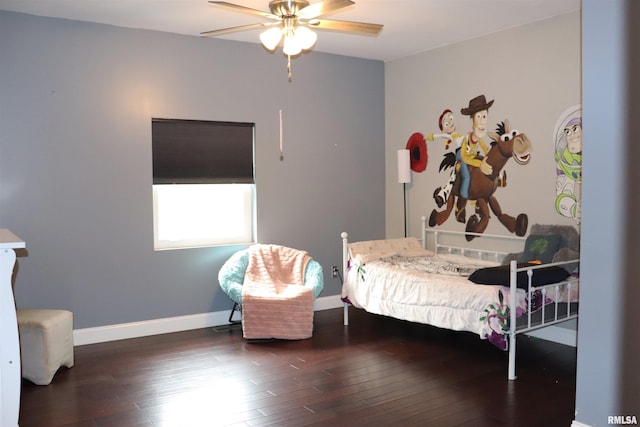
0 0 580 62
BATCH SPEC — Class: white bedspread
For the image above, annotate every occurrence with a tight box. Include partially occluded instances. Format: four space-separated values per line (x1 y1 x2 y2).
342 253 526 340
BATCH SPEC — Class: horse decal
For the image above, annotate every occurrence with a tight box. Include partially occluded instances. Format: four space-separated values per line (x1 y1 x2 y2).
428 119 532 240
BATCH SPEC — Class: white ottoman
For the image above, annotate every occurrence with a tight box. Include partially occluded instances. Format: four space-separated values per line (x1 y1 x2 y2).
17 309 74 385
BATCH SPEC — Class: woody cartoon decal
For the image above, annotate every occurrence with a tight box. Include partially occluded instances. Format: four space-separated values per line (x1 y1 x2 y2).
408 95 532 240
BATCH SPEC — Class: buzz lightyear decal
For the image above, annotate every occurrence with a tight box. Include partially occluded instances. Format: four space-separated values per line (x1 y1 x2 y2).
554 105 582 224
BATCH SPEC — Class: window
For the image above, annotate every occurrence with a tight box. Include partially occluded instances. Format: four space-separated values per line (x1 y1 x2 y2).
151 119 255 250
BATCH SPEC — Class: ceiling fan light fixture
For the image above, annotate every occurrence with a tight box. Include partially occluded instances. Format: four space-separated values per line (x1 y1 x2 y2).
283 33 302 56
259 26 283 51
295 26 317 50
203 0 383 80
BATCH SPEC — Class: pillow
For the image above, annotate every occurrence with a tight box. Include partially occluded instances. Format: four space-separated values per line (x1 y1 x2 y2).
349 237 432 259
522 234 562 264
552 247 580 273
468 263 571 290
354 251 397 265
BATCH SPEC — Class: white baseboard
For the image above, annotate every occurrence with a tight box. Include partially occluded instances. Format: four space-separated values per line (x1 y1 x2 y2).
73 294 344 346
525 324 577 347
313 294 344 311
571 421 592 427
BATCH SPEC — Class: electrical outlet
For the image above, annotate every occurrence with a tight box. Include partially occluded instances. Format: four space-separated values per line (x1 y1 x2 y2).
331 265 339 278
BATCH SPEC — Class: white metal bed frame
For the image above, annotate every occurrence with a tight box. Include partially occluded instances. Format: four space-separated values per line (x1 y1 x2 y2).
341 217 579 380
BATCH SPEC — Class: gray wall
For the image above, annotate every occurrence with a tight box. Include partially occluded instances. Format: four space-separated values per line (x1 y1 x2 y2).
577 0 638 424
0 11 385 329
577 1 624 421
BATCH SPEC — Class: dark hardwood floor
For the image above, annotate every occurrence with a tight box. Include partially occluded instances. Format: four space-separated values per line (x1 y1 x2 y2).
19 308 577 427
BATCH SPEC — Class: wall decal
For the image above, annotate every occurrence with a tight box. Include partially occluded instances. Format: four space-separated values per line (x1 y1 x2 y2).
425 95 532 240
427 109 465 207
553 105 582 224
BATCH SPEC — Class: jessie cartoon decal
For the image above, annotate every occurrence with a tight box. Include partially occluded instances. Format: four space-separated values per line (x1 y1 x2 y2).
404 108 464 175
427 110 466 207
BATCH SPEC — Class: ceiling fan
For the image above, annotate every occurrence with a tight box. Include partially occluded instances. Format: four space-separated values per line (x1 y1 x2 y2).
201 0 383 79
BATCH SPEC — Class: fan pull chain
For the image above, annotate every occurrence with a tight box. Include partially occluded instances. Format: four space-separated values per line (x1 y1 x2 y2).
287 55 292 82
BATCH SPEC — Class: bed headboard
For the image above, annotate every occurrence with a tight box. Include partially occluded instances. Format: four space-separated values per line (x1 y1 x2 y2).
341 218 528 269
420 216 526 263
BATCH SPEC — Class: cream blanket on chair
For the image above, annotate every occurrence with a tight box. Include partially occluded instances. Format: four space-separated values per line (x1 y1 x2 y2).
242 244 314 339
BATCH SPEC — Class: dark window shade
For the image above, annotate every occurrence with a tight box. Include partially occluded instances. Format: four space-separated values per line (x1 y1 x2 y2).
152 118 254 184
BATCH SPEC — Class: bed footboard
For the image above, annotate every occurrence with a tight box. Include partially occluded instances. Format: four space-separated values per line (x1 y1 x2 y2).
507 259 579 380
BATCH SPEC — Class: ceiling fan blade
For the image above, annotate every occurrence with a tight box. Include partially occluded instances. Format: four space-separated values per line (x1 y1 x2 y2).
200 22 273 37
208 1 278 20
299 0 355 20
308 18 383 36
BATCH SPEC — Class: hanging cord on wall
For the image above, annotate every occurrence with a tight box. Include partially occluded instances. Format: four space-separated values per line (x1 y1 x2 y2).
287 55 292 82
279 109 284 161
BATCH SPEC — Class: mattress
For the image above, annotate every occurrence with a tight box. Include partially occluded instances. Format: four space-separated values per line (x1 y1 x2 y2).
341 253 529 344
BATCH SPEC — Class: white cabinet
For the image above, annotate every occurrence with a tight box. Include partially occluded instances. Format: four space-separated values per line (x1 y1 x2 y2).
0 229 25 427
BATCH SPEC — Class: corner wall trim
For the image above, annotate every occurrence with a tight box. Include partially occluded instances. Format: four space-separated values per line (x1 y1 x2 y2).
73 295 344 346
